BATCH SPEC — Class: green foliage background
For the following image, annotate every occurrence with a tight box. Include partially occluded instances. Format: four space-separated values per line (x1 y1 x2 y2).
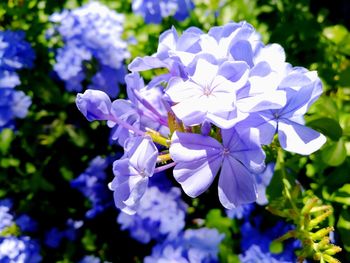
0 0 350 262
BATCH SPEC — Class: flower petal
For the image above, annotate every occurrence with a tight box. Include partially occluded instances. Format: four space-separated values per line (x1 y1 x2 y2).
218 156 257 209
278 119 326 155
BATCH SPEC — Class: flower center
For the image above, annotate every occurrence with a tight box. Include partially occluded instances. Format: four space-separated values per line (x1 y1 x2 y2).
222 147 230 156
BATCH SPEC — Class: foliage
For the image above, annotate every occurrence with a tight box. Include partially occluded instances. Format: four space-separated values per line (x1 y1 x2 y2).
0 0 349 262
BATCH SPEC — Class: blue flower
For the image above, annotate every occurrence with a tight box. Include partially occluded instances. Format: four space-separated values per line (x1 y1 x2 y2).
226 203 255 220
79 255 101 263
0 30 34 130
71 156 112 218
50 2 130 97
0 199 41 262
240 217 299 262
0 199 13 233
144 227 224 262
132 0 194 24
169 126 265 209
117 185 187 243
0 236 41 263
109 136 158 215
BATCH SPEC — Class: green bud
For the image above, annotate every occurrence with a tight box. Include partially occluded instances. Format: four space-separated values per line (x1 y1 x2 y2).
311 227 334 241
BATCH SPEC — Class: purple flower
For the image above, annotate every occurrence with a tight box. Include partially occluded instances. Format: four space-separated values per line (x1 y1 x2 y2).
71 156 113 218
76 89 113 122
50 2 129 96
170 126 265 209
109 136 158 214
79 255 101 263
0 236 41 263
240 217 299 262
132 0 194 24
144 227 224 263
226 203 255 220
240 245 286 263
255 162 275 205
247 67 326 154
117 186 187 243
0 30 34 130
166 57 249 128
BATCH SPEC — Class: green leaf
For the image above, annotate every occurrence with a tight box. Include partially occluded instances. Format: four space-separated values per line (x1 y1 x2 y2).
321 138 347 167
337 209 350 252
339 67 350 87
307 118 342 141
331 184 350 205
205 209 233 237
323 25 348 45
0 129 14 155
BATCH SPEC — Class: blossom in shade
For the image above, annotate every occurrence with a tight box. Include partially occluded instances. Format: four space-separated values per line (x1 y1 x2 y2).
71 156 113 218
117 185 187 243
0 30 34 130
109 136 158 215
49 1 129 97
79 255 101 263
132 0 194 24
240 216 299 262
239 245 285 263
255 162 275 205
0 199 41 262
226 203 255 220
144 227 224 263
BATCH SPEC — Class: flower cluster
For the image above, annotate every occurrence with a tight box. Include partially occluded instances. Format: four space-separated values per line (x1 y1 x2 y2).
49 1 130 97
76 21 326 214
239 215 300 262
144 227 224 262
44 219 83 249
71 156 113 219
117 183 187 243
132 0 195 24
0 199 41 262
0 30 34 130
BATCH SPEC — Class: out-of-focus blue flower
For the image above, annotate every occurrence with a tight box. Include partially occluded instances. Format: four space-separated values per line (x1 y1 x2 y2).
0 199 41 262
15 215 38 233
79 255 101 263
240 216 299 262
0 199 13 233
71 156 113 218
0 236 41 263
240 245 285 263
50 1 130 97
117 185 187 243
0 30 34 130
0 30 35 74
0 89 32 130
132 0 194 24
226 203 255 220
44 219 83 248
144 227 224 262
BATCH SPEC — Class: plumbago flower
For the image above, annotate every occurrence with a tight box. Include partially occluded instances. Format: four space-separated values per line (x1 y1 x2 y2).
0 199 41 262
117 183 187 243
49 1 129 97
0 30 34 130
76 21 326 214
132 0 195 24
71 156 113 218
